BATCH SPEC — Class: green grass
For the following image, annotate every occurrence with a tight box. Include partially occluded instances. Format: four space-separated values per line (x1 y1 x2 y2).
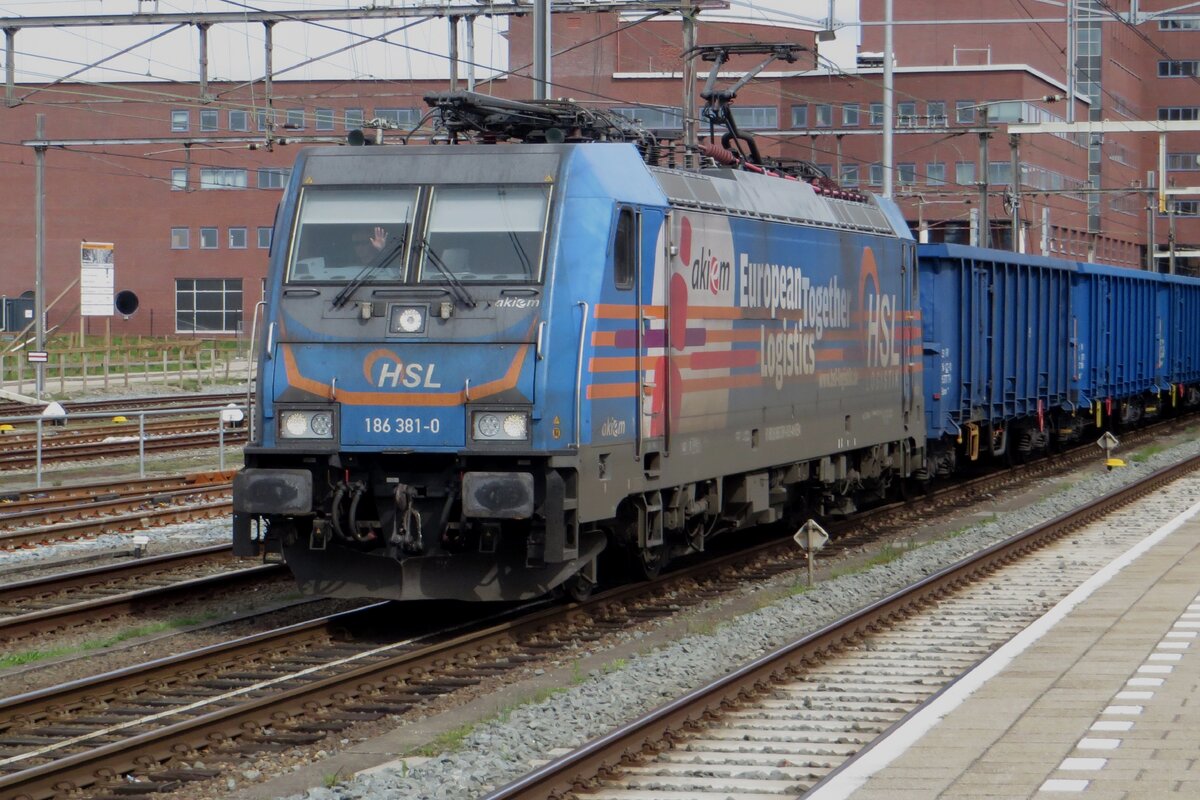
0 613 220 669
785 580 816 597
412 723 477 757
601 657 627 674
323 767 351 788
1131 444 1165 463
828 543 907 580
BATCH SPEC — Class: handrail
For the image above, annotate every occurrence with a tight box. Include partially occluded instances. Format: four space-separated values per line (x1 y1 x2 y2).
574 301 588 448
246 300 267 444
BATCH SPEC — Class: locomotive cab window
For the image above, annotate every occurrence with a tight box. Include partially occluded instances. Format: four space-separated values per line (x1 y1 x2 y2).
287 187 415 283
613 207 636 290
418 185 549 284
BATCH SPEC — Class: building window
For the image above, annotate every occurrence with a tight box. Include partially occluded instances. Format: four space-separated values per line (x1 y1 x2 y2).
345 108 364 129
869 102 884 126
612 106 683 128
257 226 273 249
171 168 187 191
374 107 421 128
1160 17 1200 29
171 228 189 249
199 227 218 249
814 104 832 127
897 162 917 184
842 103 860 127
790 105 808 128
200 109 219 132
171 109 189 131
258 167 291 189
927 162 946 186
731 106 778 129
229 227 248 249
956 100 977 124
199 168 248 189
256 109 275 131
869 163 883 185
228 110 249 131
1160 60 1200 77
840 163 860 187
1160 107 1200 121
927 101 947 126
988 162 1011 185
285 108 306 129
897 101 917 127
1167 153 1200 170
176 278 244 334
956 161 977 184
315 108 335 131
816 164 833 179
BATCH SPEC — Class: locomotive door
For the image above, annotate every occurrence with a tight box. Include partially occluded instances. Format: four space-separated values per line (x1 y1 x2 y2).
633 207 669 473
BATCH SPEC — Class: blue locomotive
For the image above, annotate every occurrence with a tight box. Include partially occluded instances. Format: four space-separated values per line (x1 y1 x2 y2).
232 91 922 601
232 90 1200 602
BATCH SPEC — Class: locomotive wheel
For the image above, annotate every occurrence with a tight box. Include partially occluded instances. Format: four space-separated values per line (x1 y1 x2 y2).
631 544 666 581
559 570 596 603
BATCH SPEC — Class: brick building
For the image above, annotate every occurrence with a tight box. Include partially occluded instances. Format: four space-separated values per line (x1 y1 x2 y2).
1 1 1197 338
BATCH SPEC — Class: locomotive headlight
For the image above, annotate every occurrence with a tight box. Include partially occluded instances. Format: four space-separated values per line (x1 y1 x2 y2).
475 413 501 438
502 413 528 439
472 410 530 442
309 412 333 437
279 409 335 439
282 412 310 437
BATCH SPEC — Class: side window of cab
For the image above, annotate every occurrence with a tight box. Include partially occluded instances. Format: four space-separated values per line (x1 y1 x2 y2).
614 207 636 290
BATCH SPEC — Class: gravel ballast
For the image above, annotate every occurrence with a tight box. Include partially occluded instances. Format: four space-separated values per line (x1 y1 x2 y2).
273 437 1200 800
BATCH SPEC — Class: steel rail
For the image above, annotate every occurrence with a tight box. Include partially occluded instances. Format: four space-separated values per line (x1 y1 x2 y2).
0 431 247 471
0 562 285 642
0 483 233 533
0 471 233 509
0 543 234 604
0 496 232 550
0 392 246 420
0 418 233 447
484 453 1200 799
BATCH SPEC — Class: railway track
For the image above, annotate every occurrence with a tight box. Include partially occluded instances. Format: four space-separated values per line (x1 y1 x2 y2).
0 421 1190 799
484 455 1200 800
0 475 233 550
0 425 247 472
0 444 1189 800
0 418 235 448
0 544 284 643
0 472 232 511
0 392 247 420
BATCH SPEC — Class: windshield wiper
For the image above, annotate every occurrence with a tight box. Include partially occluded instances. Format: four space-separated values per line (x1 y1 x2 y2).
331 234 407 309
422 240 478 308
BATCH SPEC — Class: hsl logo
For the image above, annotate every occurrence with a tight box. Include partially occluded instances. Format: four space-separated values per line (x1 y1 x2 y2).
363 350 443 389
856 248 901 369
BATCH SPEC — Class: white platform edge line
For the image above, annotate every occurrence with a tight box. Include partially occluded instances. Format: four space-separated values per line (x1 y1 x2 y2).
806 495 1200 800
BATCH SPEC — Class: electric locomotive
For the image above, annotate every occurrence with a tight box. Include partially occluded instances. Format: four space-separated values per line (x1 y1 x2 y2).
233 90 924 602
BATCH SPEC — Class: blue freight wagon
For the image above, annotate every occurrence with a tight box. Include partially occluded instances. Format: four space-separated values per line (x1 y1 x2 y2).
919 243 1076 475
1071 261 1168 427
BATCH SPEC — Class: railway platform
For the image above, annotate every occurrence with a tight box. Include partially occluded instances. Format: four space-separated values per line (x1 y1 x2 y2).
813 497 1200 799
